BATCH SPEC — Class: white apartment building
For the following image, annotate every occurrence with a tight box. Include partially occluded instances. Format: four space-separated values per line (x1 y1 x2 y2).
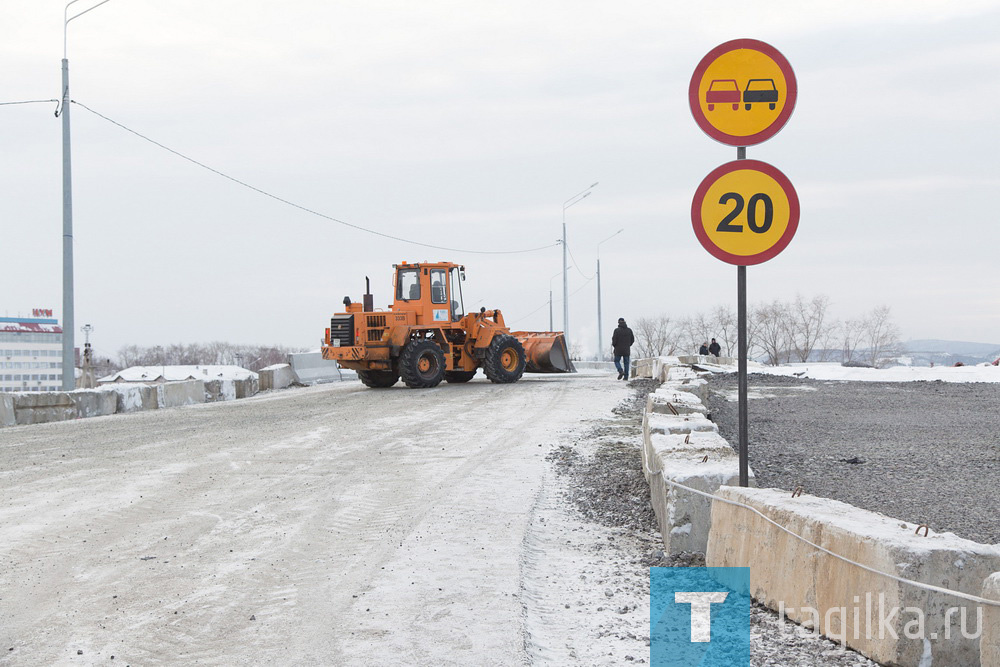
0 312 64 393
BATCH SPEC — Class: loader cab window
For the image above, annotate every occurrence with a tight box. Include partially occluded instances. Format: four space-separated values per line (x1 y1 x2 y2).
449 267 465 320
397 269 420 301
430 269 447 304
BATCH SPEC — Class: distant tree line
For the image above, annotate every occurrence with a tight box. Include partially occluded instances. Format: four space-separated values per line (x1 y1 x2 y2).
115 342 307 372
632 295 902 368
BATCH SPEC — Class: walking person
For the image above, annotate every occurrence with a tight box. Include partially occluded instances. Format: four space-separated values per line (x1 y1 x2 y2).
699 341 709 356
708 338 721 358
612 317 635 380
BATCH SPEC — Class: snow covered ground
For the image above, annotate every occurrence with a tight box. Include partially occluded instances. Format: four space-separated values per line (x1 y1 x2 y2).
677 357 1000 383
0 373 636 664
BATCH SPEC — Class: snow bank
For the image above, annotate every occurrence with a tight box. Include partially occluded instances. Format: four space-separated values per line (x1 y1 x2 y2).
756 362 1000 383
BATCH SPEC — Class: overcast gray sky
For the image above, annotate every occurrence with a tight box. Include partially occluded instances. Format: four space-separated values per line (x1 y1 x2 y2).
4 1 1000 357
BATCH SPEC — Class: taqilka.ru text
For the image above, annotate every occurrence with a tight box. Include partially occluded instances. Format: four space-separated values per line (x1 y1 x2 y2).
777 593 983 645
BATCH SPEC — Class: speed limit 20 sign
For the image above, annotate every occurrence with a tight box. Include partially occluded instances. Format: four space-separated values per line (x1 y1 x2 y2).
691 159 799 266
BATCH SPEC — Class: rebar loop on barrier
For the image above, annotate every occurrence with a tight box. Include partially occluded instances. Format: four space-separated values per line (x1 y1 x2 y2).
915 524 930 537
792 486 804 498
667 402 679 415
639 454 1000 607
701 455 709 463
684 434 691 445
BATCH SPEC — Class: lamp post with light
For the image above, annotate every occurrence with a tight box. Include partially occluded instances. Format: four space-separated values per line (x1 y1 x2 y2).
60 0 114 390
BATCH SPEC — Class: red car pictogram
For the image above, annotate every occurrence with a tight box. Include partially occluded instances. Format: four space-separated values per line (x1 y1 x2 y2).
706 79 740 111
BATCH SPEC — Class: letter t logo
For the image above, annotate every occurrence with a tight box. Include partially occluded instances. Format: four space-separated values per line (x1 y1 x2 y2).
674 592 729 642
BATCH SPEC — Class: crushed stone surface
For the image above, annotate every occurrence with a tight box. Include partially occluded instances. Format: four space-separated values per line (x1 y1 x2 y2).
706 373 1000 545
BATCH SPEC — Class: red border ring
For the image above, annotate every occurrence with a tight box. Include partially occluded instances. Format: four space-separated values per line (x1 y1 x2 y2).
690 159 799 266
689 38 797 147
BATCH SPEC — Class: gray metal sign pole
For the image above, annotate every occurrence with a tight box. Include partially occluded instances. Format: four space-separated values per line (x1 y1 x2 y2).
736 145 749 486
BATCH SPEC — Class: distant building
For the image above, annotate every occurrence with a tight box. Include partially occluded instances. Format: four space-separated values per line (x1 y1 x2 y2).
0 311 65 393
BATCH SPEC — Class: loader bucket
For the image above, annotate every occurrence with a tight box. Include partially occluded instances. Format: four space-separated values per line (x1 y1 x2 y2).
511 331 576 373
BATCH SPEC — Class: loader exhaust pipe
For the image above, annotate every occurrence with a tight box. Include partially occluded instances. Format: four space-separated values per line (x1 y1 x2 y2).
363 276 374 312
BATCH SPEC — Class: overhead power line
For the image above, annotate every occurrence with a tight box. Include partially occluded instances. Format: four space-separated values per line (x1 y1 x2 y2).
564 241 595 280
509 275 595 327
0 98 59 110
69 100 561 256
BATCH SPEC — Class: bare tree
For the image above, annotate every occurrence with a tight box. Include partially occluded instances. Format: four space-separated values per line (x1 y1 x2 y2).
633 315 679 358
753 300 792 365
861 306 902 368
787 294 832 362
679 312 714 355
711 305 738 357
116 342 307 370
837 319 866 364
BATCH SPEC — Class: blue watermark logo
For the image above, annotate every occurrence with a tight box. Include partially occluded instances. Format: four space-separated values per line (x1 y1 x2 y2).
650 567 751 666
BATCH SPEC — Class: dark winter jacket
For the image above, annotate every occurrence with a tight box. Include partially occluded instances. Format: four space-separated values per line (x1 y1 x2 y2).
699 344 709 355
611 323 635 356
708 340 722 357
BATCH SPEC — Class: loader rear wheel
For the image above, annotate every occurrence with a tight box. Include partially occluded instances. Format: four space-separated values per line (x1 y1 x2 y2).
483 334 526 384
358 370 399 388
399 340 446 388
444 370 476 383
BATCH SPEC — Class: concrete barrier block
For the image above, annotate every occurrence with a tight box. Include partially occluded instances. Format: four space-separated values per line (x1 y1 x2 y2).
69 390 117 419
643 428 751 555
259 364 295 391
707 487 1000 667
643 412 718 445
984 573 1000 667
647 390 709 416
0 394 14 427
632 358 656 379
677 355 736 366
661 377 709 403
100 384 158 413
203 379 236 402
13 392 76 425
157 380 206 409
234 377 258 399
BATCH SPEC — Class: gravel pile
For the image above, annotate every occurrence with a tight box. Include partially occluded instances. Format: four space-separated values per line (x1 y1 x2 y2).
707 373 1000 544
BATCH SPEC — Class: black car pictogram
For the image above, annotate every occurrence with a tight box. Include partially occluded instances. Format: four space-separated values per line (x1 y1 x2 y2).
743 79 778 110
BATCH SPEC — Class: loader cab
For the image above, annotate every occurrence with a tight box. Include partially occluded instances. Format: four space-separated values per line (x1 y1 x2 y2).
392 262 465 324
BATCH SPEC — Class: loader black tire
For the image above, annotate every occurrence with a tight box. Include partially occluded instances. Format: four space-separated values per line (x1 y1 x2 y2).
399 340 446 388
444 370 476 383
483 334 526 384
358 370 399 388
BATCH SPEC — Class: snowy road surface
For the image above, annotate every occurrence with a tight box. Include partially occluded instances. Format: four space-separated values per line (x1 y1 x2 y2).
0 374 629 665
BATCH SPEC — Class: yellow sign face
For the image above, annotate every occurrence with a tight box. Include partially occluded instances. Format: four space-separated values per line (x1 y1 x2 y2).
691 160 799 266
689 39 797 146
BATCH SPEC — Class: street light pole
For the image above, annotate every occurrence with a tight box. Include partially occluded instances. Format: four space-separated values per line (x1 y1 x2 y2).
596 228 624 361
61 0 113 390
561 182 598 348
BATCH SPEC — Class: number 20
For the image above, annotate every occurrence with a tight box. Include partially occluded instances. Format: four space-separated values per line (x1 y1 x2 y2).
717 192 773 233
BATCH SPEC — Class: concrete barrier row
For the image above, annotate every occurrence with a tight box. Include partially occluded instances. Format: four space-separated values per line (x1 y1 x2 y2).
0 380 211 429
633 357 1000 666
641 361 752 556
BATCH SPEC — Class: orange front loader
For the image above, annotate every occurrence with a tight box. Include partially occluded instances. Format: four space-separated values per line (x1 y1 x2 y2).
322 261 575 388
